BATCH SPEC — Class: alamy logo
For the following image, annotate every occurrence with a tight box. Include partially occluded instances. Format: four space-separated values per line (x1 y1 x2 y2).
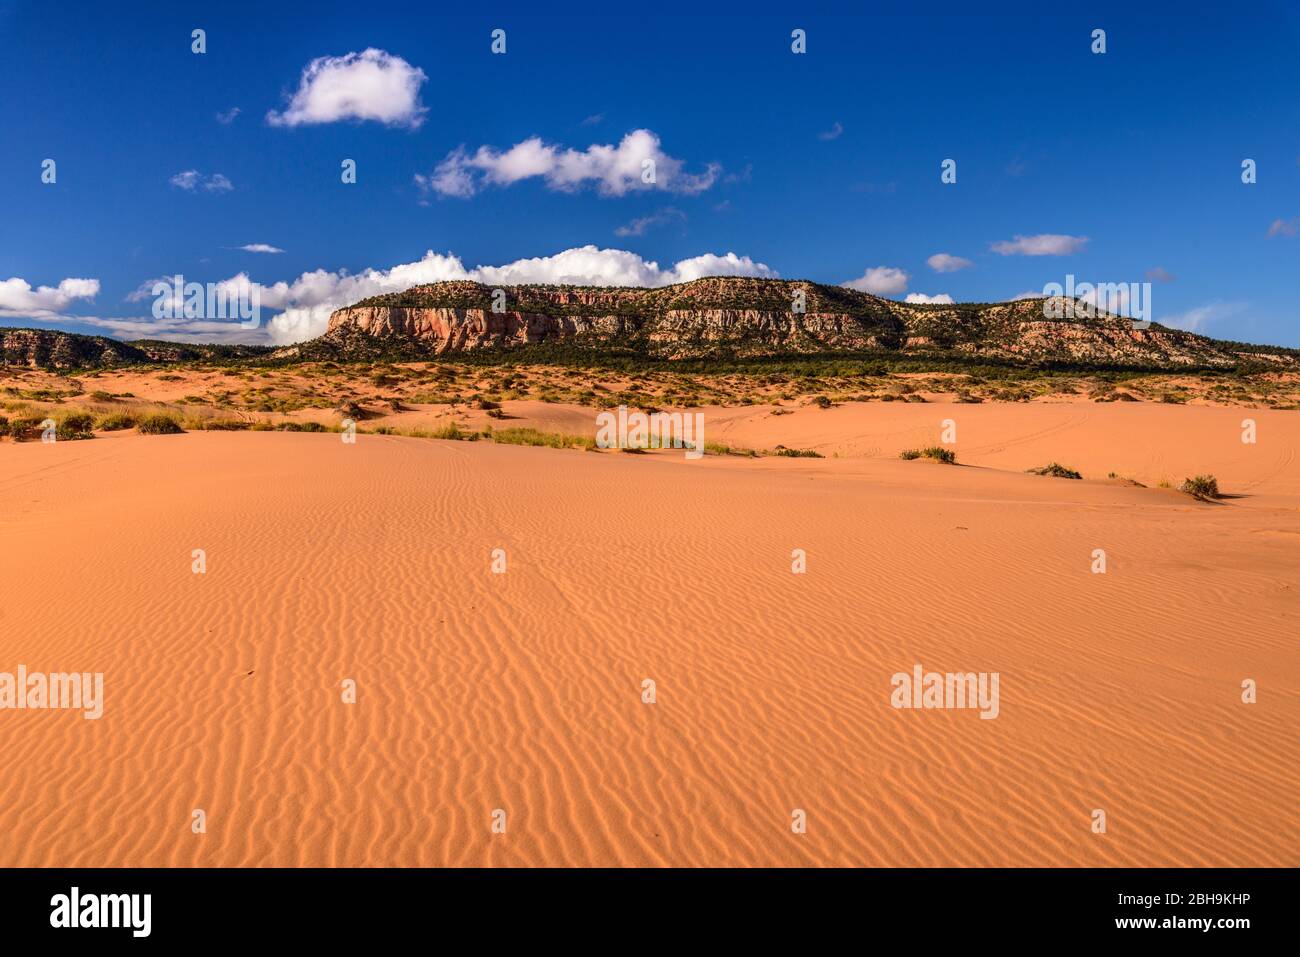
0 665 103 719
890 663 1000 719
1041 274 1151 329
152 273 261 328
50 887 151 937
595 405 704 459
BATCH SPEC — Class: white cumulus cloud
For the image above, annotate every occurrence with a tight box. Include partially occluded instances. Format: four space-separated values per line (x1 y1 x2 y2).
267 49 428 129
841 266 909 296
904 293 954 304
0 276 100 319
239 244 284 254
417 129 719 199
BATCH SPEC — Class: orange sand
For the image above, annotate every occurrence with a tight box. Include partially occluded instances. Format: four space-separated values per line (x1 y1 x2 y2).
1 402 1297 866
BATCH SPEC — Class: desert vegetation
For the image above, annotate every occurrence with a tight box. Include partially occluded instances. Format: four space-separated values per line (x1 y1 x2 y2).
900 446 957 464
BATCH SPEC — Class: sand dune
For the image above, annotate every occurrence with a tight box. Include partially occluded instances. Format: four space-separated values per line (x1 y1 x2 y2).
1 402 1297 866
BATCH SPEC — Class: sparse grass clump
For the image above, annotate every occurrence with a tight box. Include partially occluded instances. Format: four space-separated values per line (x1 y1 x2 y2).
55 412 95 441
900 446 956 464
489 427 596 450
1179 474 1221 499
1026 462 1082 480
95 412 137 431
418 422 471 441
703 441 758 457
6 416 44 441
772 446 823 458
136 413 184 435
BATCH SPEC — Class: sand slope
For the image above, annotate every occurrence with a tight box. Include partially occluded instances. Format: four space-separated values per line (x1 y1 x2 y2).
1 405 1297 867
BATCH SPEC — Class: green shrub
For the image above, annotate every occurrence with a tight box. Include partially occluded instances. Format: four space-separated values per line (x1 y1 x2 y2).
702 441 757 457
137 414 184 435
7 416 45 441
1026 463 1082 480
56 413 95 440
900 446 956 464
1180 475 1221 499
427 422 468 440
490 427 595 450
95 412 137 431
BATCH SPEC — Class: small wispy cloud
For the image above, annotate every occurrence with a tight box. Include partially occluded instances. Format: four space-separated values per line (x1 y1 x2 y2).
216 107 241 124
1267 217 1299 238
238 244 284 254
614 207 686 237
990 234 1088 256
581 113 605 126
723 163 753 185
1145 266 1176 282
1159 300 1246 333
818 121 843 141
927 253 973 273
170 170 234 193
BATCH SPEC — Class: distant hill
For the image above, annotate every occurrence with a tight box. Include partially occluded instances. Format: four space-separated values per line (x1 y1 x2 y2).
6 277 1298 371
1 328 273 369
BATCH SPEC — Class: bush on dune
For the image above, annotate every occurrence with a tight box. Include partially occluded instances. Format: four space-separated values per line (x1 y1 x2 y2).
95 412 137 431
1026 462 1082 479
136 414 184 435
900 446 956 464
1179 474 1221 499
55 412 95 440
6 416 47 441
489 427 595 450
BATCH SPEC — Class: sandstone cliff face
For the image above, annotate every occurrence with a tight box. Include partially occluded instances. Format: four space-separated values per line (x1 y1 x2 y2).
325 303 899 356
317 279 1288 368
326 306 633 352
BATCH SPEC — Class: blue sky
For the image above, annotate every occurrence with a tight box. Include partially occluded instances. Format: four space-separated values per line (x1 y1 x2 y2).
1 0 1298 346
